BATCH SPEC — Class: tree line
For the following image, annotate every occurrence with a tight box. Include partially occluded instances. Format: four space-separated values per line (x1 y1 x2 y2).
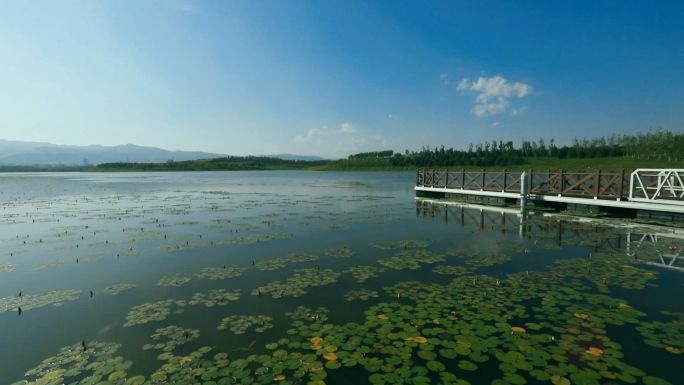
90 127 682 171
95 156 327 171
380 128 683 168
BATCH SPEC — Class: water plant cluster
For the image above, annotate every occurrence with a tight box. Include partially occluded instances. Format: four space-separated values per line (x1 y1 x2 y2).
2 174 682 385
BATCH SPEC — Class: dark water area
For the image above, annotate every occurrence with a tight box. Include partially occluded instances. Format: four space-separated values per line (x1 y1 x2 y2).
1 171 682 385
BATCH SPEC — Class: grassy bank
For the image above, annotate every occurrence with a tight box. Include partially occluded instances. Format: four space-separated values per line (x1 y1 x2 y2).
312 156 684 172
1 156 682 173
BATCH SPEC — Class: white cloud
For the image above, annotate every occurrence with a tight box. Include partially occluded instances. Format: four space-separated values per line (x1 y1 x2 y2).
511 106 528 115
293 123 382 158
440 73 449 85
491 122 500 127
472 96 509 117
373 135 389 147
307 128 319 137
388 114 393 119
458 76 532 117
340 123 356 134
294 127 320 143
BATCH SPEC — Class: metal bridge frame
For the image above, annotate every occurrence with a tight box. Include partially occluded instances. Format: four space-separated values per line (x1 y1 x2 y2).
629 169 684 206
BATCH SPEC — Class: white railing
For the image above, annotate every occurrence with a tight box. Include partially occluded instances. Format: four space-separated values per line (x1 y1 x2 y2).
629 169 684 205
627 232 684 272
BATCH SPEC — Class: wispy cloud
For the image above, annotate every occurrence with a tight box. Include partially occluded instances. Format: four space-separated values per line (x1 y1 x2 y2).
491 121 500 127
374 135 389 147
340 123 356 134
294 128 320 143
457 76 532 117
440 73 449 85
293 123 378 157
511 106 528 116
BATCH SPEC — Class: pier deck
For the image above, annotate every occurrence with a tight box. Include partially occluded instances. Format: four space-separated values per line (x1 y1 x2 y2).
415 169 684 218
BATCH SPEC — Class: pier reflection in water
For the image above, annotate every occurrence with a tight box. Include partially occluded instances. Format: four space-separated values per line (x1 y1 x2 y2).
415 199 684 272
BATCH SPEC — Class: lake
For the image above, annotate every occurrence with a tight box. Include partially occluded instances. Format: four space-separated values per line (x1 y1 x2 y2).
1 171 682 385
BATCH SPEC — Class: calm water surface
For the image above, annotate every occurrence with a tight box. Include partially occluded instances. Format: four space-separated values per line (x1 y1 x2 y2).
1 171 682 385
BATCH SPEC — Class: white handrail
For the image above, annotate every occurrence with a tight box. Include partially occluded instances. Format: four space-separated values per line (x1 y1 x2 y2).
629 169 684 205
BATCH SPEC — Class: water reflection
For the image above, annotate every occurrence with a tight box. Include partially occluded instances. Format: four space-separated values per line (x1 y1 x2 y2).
627 232 684 271
415 199 684 273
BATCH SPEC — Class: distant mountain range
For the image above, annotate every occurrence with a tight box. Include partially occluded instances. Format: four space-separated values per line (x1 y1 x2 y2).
0 140 326 165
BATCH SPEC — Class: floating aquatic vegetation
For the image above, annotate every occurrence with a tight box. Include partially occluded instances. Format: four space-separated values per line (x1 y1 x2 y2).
104 284 137 295
373 240 429 250
188 289 241 307
432 265 471 276
19 342 133 385
378 256 421 270
165 234 203 243
311 224 350 232
254 258 287 271
173 221 199 226
77 253 104 262
442 248 470 257
0 263 16 273
86 241 115 248
284 253 319 263
252 268 341 298
332 215 374 223
344 265 386 282
123 299 176 327
143 325 200 352
160 241 210 252
157 274 192 287
160 232 294 252
491 240 528 253
636 311 684 354
121 231 167 245
345 289 379 301
4 176 683 385
195 266 246 280
445 250 513 267
324 247 356 258
534 242 562 250
378 250 444 270
1 289 81 313
265 220 285 228
232 223 265 232
383 280 453 301
115 248 145 257
285 305 330 323
217 315 274 334
222 232 295 245
32 259 66 269
550 254 658 292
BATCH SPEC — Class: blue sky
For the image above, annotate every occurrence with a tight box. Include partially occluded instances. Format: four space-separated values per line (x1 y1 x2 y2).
1 1 682 158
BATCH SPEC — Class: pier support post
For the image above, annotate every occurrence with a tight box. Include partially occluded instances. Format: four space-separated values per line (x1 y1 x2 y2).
520 171 528 211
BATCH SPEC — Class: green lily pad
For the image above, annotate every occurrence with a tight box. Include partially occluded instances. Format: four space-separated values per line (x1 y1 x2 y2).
642 376 673 385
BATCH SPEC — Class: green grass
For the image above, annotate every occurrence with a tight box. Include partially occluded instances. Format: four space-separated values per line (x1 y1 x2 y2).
4 156 681 173
311 156 684 172
511 156 684 172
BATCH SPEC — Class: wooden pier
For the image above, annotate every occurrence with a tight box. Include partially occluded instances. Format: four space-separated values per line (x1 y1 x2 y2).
415 169 684 220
